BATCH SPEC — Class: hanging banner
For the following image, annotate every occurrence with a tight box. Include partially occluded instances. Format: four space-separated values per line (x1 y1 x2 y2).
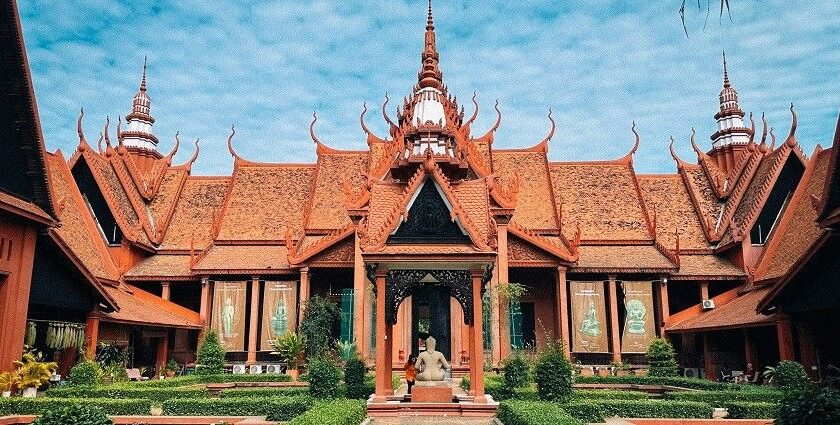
621 281 656 353
570 281 609 353
261 281 298 351
211 281 247 352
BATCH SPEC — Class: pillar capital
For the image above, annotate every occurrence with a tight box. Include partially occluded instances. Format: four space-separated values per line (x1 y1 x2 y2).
374 266 388 278
300 266 310 274
607 274 618 281
557 266 568 273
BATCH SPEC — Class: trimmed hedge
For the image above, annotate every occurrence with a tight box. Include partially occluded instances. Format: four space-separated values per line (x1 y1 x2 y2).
487 385 648 401
288 399 366 425
563 399 712 423
46 386 210 403
0 398 152 416
497 400 582 425
574 375 742 390
130 373 292 388
219 387 310 398
724 401 777 419
161 396 313 421
665 389 783 406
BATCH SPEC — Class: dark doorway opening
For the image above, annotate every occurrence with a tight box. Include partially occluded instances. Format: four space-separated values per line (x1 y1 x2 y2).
411 285 451 360
520 302 536 350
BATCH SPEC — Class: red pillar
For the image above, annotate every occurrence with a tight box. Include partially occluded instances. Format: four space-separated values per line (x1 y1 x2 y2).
156 333 169 370
659 278 670 336
471 269 487 403
199 278 210 326
608 275 622 363
796 323 818 379
247 277 260 364
743 329 758 370
298 268 310 328
776 318 795 361
700 281 710 302
703 333 716 380
85 312 101 360
373 268 392 401
556 267 570 355
161 281 171 301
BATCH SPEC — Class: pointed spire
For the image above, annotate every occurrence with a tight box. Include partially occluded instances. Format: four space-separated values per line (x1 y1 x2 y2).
140 55 148 92
711 51 749 149
418 0 442 90
722 51 730 88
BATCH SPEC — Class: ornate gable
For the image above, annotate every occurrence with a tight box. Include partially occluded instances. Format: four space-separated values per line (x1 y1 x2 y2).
389 178 471 244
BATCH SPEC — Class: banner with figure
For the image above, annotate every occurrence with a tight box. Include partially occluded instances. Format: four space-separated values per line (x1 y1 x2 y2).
211 281 246 351
621 281 656 353
261 281 298 351
570 281 609 353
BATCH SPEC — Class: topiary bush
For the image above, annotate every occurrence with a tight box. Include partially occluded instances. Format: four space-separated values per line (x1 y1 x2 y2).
502 352 530 391
300 295 340 357
31 404 112 425
723 401 777 419
773 360 809 390
308 355 342 399
65 361 101 387
775 385 840 425
288 399 366 425
497 400 582 425
195 330 225 375
344 357 368 399
162 396 313 421
646 338 678 377
533 339 573 402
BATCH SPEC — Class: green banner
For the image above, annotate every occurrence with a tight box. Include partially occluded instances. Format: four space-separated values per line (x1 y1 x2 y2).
211 281 247 352
570 281 609 353
261 281 298 351
620 281 656 353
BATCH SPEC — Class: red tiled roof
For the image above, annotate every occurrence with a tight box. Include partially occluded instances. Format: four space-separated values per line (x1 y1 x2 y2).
124 255 194 280
638 175 709 250
192 244 291 273
667 287 777 332
672 254 745 280
574 244 675 272
216 164 315 241
159 177 230 250
0 190 52 224
495 151 558 231
147 168 188 235
678 165 724 238
101 284 201 329
304 152 369 231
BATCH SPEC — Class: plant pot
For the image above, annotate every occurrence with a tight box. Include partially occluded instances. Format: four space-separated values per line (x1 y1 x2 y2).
165 371 176 378
633 368 648 376
1 391 11 398
287 368 299 381
597 368 610 377
616 369 631 377
22 387 37 398
579 367 594 377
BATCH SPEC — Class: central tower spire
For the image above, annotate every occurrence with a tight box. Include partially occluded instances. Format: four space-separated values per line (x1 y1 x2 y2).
418 0 442 90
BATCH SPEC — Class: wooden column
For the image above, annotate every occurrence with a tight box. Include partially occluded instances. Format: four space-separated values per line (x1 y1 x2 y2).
199 278 210 326
247 277 260 364
608 275 622 363
450 298 463 365
776 317 795 361
0 225 37 372
659 278 670 336
703 333 716 380
700 281 710 302
298 267 310 328
352 235 367 360
470 269 487 403
556 267 570 355
161 281 171 301
797 323 819 380
85 312 101 360
373 268 392 401
495 223 510 364
743 329 758 369
156 334 169 369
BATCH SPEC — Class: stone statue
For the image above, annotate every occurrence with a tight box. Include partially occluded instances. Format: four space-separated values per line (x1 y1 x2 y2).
416 336 450 381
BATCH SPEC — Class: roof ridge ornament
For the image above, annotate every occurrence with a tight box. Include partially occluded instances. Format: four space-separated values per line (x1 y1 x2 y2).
382 94 399 137
77 108 89 152
417 0 443 90
535 109 555 153
785 103 798 147
166 132 180 162
226 126 240 160
360 102 385 144
309 111 323 146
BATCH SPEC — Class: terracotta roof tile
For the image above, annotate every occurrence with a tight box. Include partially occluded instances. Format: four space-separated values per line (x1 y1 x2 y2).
638 175 708 250
366 181 407 244
495 151 558 231
147 168 187 232
160 177 230 250
0 190 52 223
757 148 831 282
680 165 724 231
452 178 491 245
216 164 315 241
82 153 150 245
305 153 369 231
667 287 777 332
673 254 745 280
192 244 291 273
124 255 193 280
549 163 650 241
102 284 201 329
574 244 675 272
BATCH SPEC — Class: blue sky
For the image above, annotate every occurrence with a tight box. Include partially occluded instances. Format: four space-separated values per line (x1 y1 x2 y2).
19 0 840 175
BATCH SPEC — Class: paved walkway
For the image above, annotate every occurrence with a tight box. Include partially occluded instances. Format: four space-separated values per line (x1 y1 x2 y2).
368 417 497 425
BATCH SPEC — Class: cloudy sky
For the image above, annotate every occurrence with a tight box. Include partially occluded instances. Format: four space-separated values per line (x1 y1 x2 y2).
19 0 840 175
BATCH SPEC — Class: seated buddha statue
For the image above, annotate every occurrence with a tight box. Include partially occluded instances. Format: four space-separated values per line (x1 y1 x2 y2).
416 336 450 382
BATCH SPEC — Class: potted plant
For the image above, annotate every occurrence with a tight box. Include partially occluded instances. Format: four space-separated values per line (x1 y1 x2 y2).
612 362 631 377
164 359 179 378
578 365 594 377
271 332 306 381
0 370 18 397
14 353 57 397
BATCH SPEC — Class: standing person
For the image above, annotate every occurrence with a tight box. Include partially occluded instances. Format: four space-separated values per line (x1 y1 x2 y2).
405 354 418 395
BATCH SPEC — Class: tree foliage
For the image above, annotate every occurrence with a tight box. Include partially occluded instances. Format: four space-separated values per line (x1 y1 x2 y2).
533 339 573 402
646 338 678 377
196 330 226 375
300 296 340 357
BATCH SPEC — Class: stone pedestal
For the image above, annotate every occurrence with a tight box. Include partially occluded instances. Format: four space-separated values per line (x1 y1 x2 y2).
411 384 454 403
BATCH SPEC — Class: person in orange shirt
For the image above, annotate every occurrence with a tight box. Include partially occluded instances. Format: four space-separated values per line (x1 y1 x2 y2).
405 354 418 395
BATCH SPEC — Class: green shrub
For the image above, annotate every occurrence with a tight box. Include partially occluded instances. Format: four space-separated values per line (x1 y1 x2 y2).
47 386 210 403
300 295 340 357
503 353 530 391
0 398 151 416
646 338 678 377
665 389 782 406
724 401 777 419
563 399 712 423
498 400 582 425
288 399 366 425
460 375 470 391
574 389 649 401
161 396 313 421
574 375 742 390
31 404 113 425
65 361 101 387
774 360 809 390
533 339 572 402
195 330 225 375
219 387 310 398
344 357 368 399
308 356 342 398
776 385 840 425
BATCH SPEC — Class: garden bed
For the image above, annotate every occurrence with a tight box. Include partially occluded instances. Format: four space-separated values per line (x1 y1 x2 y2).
0 415 278 425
